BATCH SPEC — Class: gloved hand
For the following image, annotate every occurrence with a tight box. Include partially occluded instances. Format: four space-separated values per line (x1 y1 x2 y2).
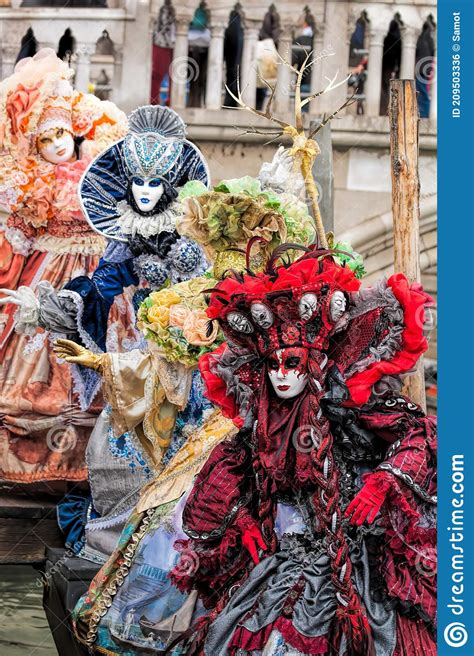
345 478 388 526
53 338 106 373
258 146 305 195
0 286 39 327
235 510 267 565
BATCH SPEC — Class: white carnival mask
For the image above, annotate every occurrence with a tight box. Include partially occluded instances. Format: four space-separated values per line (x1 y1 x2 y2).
298 293 318 321
250 302 274 329
329 290 346 322
131 176 165 213
267 348 308 400
37 127 75 164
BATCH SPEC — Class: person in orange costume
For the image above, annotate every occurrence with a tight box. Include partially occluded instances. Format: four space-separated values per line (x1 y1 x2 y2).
0 49 128 483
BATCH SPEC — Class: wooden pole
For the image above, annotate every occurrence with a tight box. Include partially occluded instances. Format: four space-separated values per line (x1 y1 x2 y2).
389 79 426 411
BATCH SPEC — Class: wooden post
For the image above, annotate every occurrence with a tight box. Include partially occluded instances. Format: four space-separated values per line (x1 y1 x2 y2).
310 121 334 236
389 79 426 410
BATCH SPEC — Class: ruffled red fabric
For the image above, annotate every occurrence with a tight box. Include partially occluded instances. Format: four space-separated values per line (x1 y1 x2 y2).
206 254 360 322
229 616 328 655
199 344 244 428
270 255 360 295
394 615 437 656
346 274 433 405
367 470 437 624
206 272 273 320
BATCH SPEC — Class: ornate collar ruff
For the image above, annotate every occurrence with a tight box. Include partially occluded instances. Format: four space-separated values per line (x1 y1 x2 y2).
116 199 181 239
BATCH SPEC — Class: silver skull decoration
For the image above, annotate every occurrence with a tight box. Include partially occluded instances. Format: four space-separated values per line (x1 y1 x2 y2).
298 293 318 321
227 311 254 334
329 291 347 322
250 302 274 329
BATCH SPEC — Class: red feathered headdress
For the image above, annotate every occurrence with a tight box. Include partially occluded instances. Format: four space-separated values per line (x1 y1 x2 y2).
200 246 433 424
207 248 360 356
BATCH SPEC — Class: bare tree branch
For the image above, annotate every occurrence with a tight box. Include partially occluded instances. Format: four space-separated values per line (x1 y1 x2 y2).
234 125 284 137
300 71 352 109
309 91 358 138
274 46 300 76
256 70 278 117
294 49 314 131
225 76 290 129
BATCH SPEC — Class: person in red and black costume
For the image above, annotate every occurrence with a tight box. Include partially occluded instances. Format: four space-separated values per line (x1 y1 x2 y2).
171 245 437 656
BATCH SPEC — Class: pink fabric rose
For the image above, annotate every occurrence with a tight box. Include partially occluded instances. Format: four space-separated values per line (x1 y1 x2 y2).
55 158 88 185
169 303 192 329
54 160 88 214
6 83 41 139
29 177 54 226
55 180 80 214
12 170 30 187
182 310 218 347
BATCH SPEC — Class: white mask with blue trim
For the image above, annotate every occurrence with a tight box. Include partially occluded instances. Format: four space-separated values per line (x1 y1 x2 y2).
131 176 165 213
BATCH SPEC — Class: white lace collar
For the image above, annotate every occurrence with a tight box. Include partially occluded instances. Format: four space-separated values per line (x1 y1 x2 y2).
116 200 181 239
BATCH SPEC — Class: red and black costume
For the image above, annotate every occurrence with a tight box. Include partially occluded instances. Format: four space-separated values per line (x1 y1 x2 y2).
171 248 437 656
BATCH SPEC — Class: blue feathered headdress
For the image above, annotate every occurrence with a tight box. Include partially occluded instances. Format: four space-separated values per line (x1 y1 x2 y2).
79 105 210 241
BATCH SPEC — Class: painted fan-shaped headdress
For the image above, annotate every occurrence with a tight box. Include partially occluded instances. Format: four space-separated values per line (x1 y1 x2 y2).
122 104 186 178
79 105 210 241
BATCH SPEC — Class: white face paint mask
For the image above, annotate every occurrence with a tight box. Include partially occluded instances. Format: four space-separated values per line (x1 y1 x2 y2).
329 291 346 322
131 177 164 213
37 128 75 164
267 348 308 400
298 293 318 321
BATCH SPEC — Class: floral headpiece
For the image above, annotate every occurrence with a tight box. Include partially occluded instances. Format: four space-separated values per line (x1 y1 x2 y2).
207 248 360 357
176 175 316 275
0 48 127 161
0 49 73 151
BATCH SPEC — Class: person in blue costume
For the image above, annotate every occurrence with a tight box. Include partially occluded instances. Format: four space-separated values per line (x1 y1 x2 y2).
1 104 211 558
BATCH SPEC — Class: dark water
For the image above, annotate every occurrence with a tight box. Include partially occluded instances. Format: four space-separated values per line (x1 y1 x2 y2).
0 566 57 655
